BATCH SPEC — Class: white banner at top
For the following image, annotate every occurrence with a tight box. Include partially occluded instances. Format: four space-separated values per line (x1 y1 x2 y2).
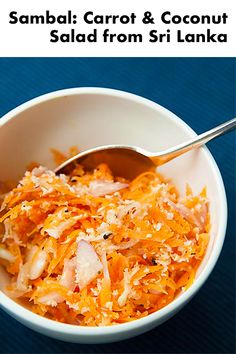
0 0 235 57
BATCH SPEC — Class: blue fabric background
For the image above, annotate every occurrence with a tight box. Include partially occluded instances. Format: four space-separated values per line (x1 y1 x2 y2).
0 58 235 354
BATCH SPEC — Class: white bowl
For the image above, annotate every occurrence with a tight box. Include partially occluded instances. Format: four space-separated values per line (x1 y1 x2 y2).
0 88 227 343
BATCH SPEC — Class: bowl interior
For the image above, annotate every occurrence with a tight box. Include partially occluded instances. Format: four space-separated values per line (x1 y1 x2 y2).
0 92 195 180
0 89 225 322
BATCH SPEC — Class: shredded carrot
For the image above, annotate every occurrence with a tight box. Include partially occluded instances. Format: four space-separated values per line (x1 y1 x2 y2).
50 146 79 166
0 159 210 326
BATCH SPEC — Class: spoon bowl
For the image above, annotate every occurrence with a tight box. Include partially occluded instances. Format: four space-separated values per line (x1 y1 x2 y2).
55 145 154 179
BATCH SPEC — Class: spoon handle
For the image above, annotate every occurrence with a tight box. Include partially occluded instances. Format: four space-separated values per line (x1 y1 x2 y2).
151 117 236 166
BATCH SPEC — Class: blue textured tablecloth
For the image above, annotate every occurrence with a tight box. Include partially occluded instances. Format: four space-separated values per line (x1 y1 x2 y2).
0 58 235 354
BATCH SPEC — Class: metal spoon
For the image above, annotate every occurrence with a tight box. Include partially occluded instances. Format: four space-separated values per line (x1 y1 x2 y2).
55 118 236 180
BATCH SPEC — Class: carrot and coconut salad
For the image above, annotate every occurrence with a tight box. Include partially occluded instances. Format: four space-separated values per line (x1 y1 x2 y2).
0 159 210 326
